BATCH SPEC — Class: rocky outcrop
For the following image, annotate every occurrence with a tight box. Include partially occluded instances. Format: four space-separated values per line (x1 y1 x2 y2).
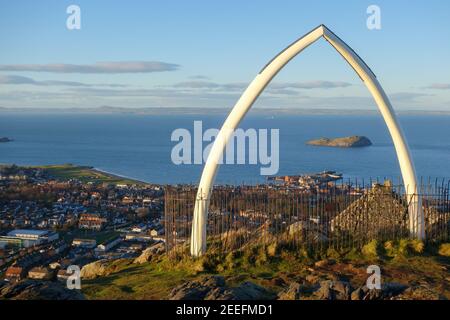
278 282 302 300
394 284 444 300
278 279 413 300
168 275 274 300
313 280 353 300
350 283 408 300
0 280 84 300
287 220 328 243
133 242 165 264
80 260 113 279
306 136 372 148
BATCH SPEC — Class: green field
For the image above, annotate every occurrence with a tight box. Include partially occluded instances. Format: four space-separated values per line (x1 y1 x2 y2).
61 229 120 242
36 164 149 185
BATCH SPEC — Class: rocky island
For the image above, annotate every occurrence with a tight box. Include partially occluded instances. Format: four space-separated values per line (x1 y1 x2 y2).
0 137 12 143
306 136 372 148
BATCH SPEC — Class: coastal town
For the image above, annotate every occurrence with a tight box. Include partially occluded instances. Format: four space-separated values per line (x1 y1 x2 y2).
0 164 354 284
0 164 164 283
1 163 449 302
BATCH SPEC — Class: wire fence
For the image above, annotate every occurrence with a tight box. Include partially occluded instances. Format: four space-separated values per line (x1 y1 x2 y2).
164 178 450 257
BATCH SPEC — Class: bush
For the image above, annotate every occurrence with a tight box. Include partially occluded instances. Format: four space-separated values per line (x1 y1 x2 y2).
361 240 381 259
438 243 450 257
384 241 395 257
266 242 278 257
396 239 425 257
409 239 425 254
325 248 341 260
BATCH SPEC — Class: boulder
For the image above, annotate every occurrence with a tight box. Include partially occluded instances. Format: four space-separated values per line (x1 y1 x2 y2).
232 282 274 300
0 280 84 300
351 282 408 300
278 282 302 300
169 276 274 300
80 260 112 279
313 280 353 300
133 242 165 264
394 285 444 300
169 275 226 300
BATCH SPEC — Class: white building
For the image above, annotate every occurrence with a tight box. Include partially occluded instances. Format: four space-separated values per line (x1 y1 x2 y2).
0 229 59 248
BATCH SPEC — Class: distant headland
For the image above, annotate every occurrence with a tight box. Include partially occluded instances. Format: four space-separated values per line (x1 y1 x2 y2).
306 136 372 148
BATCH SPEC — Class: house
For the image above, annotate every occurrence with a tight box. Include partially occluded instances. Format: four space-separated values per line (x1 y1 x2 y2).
78 213 106 231
5 266 25 282
28 267 54 280
72 238 97 249
95 237 122 253
124 233 153 242
150 228 163 237
132 223 148 233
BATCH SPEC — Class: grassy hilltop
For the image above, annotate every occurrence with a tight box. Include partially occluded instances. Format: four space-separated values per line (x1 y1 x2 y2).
81 240 450 300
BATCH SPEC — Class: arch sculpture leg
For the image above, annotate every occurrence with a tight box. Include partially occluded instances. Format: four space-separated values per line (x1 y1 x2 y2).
190 25 424 257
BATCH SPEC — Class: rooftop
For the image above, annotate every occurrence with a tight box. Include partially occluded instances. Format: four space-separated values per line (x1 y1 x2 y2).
7 229 49 237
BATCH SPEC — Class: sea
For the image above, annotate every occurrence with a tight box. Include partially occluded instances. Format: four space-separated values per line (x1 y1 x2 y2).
0 113 449 185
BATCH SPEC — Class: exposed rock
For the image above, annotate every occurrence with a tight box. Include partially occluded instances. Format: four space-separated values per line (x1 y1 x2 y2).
351 287 367 300
133 242 165 264
314 259 334 268
313 280 353 300
306 136 372 148
169 275 225 300
169 276 274 300
351 282 408 300
278 282 302 300
232 282 274 300
0 280 84 300
394 285 444 300
80 260 113 279
287 220 328 243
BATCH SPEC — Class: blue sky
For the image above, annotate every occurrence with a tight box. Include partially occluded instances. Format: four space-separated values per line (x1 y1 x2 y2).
0 0 449 110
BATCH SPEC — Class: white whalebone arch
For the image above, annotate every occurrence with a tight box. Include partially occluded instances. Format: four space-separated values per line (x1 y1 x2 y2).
190 25 424 257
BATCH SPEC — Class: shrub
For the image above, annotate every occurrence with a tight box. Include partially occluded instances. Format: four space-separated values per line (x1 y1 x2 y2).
361 240 381 259
326 248 341 260
224 251 236 270
266 242 278 257
409 239 425 254
438 243 450 257
398 239 412 256
384 240 395 257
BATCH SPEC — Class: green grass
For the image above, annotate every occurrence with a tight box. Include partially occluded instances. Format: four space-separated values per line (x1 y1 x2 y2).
34 164 148 185
81 241 450 300
61 229 120 244
82 260 194 300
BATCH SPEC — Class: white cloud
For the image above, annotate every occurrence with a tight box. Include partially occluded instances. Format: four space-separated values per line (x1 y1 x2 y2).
425 83 450 90
0 61 179 73
0 74 127 87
